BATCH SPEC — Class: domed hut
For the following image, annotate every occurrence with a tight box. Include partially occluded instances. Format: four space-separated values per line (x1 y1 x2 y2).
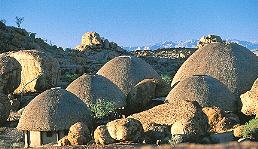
97 56 161 96
172 42 258 98
10 50 60 94
166 75 237 112
66 74 126 108
17 88 92 147
0 53 21 94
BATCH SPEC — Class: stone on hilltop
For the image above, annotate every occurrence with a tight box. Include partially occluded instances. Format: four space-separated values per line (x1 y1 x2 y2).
197 34 223 48
75 32 125 52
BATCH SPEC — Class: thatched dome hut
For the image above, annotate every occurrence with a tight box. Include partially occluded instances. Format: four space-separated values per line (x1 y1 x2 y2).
97 56 161 95
66 74 126 108
172 42 258 98
10 50 60 94
17 88 92 147
166 75 237 112
0 53 21 94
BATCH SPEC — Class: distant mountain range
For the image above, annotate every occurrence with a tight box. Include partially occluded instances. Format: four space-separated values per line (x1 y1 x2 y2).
123 39 258 51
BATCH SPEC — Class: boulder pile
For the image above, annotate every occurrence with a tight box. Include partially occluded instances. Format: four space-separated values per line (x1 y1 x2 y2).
75 32 124 52
94 118 144 145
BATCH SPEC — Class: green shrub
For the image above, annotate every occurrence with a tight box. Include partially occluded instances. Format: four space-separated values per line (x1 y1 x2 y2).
65 73 80 82
242 118 258 139
90 99 116 119
161 73 172 84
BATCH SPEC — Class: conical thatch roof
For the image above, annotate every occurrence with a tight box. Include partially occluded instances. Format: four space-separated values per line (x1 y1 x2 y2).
167 75 237 112
172 42 258 97
17 88 93 131
97 56 161 95
66 74 126 108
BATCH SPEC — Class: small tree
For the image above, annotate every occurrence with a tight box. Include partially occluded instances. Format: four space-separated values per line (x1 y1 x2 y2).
15 16 24 28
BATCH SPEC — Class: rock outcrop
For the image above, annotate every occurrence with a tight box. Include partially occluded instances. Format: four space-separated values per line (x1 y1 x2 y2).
0 54 21 94
0 24 63 53
197 35 223 48
241 78 258 116
166 75 237 112
172 42 258 99
66 74 126 109
75 32 124 52
97 56 161 96
9 50 60 94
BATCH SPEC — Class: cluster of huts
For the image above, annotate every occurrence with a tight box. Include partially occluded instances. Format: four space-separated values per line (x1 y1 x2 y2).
0 35 257 147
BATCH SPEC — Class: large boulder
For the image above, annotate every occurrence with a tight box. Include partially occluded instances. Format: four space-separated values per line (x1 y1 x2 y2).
172 42 258 98
130 101 209 141
94 125 115 145
241 78 258 116
0 54 21 94
67 122 91 145
10 50 60 94
167 75 237 112
106 118 144 142
97 56 161 95
202 107 239 133
66 74 126 108
126 78 157 114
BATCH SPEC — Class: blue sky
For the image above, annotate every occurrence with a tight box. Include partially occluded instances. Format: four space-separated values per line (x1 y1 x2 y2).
1 0 258 48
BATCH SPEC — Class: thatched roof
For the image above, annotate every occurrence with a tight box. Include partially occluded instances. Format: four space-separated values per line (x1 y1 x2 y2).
17 88 93 131
66 74 126 108
0 53 21 94
172 42 258 97
97 56 161 95
167 75 237 112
